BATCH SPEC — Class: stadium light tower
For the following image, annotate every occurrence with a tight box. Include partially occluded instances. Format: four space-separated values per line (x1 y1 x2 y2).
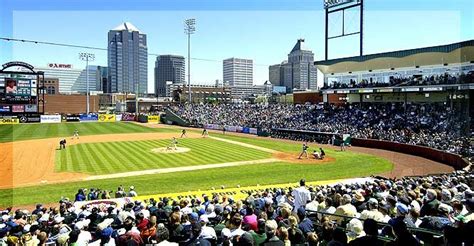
79 52 95 114
184 18 196 104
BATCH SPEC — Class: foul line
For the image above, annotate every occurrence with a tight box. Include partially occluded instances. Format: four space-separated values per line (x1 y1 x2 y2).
82 158 279 181
209 136 278 153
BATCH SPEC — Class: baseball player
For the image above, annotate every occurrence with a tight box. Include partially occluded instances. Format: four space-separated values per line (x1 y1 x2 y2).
167 137 178 150
180 129 187 138
298 142 309 159
202 128 209 138
73 129 79 139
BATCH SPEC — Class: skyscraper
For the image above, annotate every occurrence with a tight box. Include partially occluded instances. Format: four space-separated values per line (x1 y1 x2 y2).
223 58 253 87
154 55 185 96
268 39 317 92
108 22 148 94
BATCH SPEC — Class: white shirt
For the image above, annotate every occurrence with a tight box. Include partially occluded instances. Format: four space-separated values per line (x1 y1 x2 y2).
200 225 217 239
291 186 311 212
77 230 92 245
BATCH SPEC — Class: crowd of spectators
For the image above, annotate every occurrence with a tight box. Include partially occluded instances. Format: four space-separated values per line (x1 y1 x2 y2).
1 171 473 245
323 72 474 89
170 103 471 156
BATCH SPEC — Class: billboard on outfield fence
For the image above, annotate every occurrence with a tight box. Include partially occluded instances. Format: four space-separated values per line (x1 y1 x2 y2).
147 115 160 123
236 126 243 133
0 116 19 124
122 113 136 121
18 115 40 123
79 114 98 122
40 115 61 123
227 126 237 132
115 114 122 122
249 128 258 135
242 127 250 134
98 114 115 122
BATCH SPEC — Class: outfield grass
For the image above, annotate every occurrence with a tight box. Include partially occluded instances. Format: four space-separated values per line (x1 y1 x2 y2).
56 138 271 174
0 122 174 142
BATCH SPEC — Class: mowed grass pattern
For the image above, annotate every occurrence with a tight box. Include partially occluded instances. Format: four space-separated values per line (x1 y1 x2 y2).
56 138 271 174
0 122 173 142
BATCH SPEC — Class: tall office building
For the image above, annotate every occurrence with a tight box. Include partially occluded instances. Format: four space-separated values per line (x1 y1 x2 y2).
269 62 286 86
108 22 148 94
223 58 253 87
269 39 317 92
154 55 185 96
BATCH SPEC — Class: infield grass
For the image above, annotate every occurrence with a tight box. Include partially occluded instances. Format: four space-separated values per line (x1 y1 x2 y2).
0 122 173 142
55 138 271 174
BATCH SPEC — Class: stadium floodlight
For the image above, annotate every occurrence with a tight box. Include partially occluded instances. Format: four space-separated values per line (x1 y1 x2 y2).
184 18 196 104
79 52 95 114
324 0 360 9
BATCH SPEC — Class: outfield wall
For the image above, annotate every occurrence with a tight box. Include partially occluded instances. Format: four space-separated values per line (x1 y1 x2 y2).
0 113 160 124
351 138 469 170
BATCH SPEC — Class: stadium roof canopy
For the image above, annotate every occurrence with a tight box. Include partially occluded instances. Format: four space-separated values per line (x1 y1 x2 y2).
315 40 474 74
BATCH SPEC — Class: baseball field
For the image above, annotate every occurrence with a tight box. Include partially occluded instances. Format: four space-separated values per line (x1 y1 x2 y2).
0 121 416 208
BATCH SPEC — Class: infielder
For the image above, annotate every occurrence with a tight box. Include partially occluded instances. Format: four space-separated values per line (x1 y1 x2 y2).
73 129 79 139
180 129 187 138
202 128 209 138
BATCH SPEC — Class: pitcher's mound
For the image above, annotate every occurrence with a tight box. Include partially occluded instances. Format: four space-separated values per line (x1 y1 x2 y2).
151 147 190 153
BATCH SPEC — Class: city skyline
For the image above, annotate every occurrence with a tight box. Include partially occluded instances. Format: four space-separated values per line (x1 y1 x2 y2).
0 0 473 93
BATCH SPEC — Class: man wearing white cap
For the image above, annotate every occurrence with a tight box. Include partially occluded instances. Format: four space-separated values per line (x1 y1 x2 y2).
75 219 92 245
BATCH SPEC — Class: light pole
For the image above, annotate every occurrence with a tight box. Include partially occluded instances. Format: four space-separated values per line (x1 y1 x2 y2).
79 52 95 114
184 18 196 104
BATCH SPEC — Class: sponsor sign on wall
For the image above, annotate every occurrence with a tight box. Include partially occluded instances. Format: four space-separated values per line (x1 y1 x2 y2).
40 115 61 123
65 114 80 122
0 105 10 113
12 105 24 113
18 115 41 123
249 128 258 135
147 115 160 123
24 104 38 113
122 114 136 121
0 117 19 124
115 114 123 122
79 114 98 122
98 114 116 122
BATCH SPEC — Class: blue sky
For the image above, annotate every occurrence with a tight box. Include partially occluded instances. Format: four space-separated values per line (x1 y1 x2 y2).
0 0 473 92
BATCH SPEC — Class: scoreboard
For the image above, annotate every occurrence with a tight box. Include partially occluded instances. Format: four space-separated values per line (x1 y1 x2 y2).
0 75 39 114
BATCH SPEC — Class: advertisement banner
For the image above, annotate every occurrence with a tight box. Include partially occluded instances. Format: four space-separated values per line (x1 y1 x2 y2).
0 106 10 113
249 128 258 135
242 127 250 134
24 104 38 113
79 114 98 122
115 114 122 122
122 113 136 121
236 126 243 133
12 105 24 113
40 115 61 123
98 114 116 122
65 114 80 122
227 126 237 132
0 117 19 124
18 115 40 123
147 115 160 123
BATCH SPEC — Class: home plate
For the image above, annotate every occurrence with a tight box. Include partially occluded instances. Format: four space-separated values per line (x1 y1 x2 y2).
151 147 190 153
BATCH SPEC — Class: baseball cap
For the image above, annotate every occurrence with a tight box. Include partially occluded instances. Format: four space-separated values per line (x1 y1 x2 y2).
396 203 409 214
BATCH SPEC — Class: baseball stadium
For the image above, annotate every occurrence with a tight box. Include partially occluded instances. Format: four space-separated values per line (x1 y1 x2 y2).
0 0 473 245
